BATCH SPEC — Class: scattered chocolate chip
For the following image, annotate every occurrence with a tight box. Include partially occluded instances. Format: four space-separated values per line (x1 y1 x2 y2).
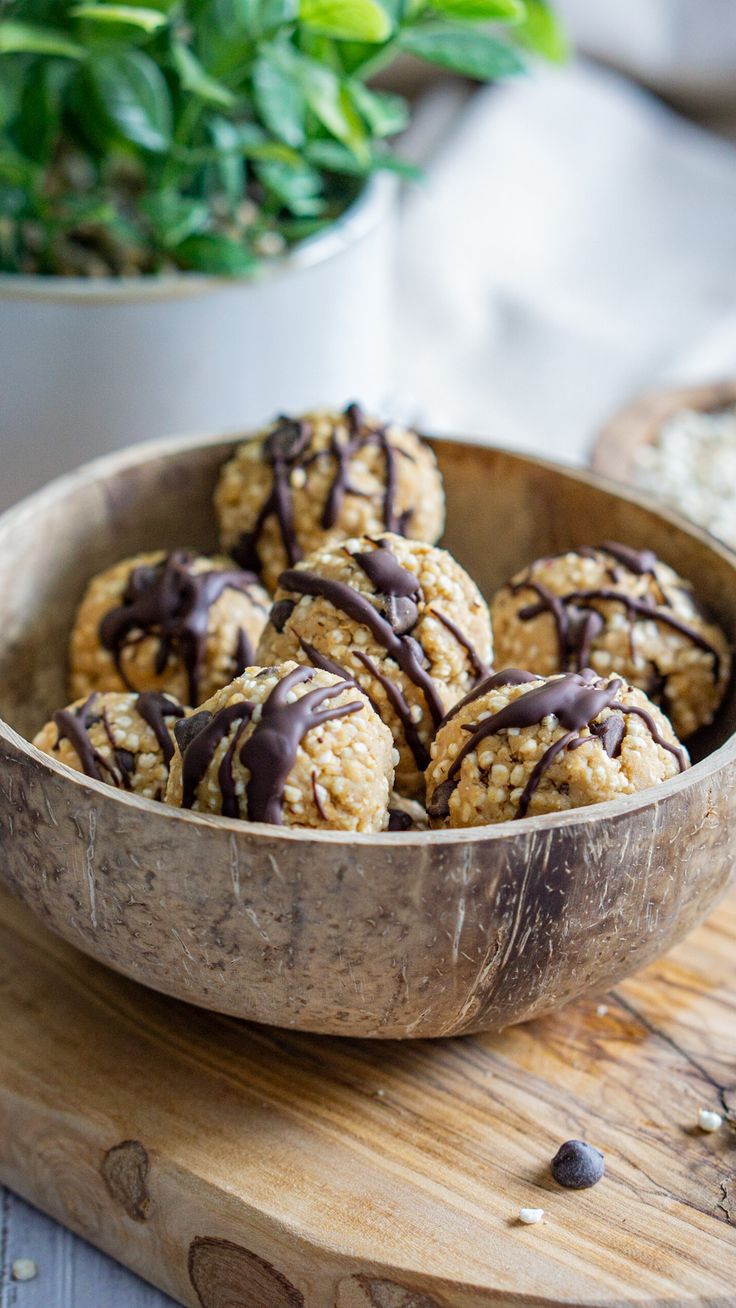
551 1139 605 1189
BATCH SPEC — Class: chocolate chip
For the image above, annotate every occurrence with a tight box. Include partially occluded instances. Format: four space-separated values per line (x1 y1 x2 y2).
427 779 454 820
174 710 214 754
589 715 626 758
388 808 413 831
264 417 310 464
270 598 295 633
384 593 418 635
551 1140 605 1189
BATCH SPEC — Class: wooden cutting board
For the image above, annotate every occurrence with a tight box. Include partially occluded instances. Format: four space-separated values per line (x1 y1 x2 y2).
0 884 734 1308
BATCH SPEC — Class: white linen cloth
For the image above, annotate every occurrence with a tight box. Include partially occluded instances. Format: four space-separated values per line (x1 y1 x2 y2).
396 61 736 464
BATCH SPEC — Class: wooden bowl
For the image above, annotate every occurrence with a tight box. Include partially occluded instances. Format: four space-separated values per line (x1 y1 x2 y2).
592 377 736 483
1 434 735 1040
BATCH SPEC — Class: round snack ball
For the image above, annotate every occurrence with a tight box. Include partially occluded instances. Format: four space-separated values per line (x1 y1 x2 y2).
426 668 689 827
257 532 493 799
165 662 395 830
491 541 730 740
551 1140 605 1189
70 549 271 708
33 690 185 800
214 403 445 592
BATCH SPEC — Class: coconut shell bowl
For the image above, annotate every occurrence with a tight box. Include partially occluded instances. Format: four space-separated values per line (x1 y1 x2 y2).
1 434 735 1041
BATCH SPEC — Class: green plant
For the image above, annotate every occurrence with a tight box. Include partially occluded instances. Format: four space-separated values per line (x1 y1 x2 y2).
0 0 565 276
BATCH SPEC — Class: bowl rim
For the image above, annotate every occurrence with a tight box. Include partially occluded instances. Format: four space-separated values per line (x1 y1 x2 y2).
2 428 735 847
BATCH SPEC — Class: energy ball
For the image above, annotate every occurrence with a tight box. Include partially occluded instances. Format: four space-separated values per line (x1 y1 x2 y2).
165 662 395 830
426 668 688 827
491 541 730 739
70 549 270 707
257 532 493 798
34 690 184 800
214 403 445 592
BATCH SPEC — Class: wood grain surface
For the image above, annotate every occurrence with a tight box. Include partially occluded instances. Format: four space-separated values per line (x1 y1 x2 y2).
0 882 734 1308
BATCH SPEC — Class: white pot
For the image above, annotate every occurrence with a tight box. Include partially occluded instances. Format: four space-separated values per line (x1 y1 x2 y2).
0 174 397 511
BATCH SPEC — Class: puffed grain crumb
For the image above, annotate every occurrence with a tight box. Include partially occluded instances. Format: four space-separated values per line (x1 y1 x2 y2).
698 1108 723 1132
12 1260 38 1282
518 1208 544 1225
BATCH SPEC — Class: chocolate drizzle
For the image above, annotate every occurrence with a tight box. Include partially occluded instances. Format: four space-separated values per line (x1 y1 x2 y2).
136 692 185 766
428 669 687 822
232 404 417 577
277 540 492 768
53 695 116 784
233 417 311 573
99 550 261 706
512 542 722 688
430 609 490 681
279 554 446 729
178 667 362 824
322 403 411 535
52 691 183 788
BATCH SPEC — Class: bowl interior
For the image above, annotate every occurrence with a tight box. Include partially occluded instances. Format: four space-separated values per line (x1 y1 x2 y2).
1 435 735 768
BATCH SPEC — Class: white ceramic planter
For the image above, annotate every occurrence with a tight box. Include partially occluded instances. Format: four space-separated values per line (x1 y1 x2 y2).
0 174 397 511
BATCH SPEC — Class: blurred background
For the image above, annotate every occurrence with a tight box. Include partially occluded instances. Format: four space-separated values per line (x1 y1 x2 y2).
3 0 736 519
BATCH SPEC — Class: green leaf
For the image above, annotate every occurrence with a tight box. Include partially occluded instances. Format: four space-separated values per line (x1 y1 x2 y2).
208 114 246 207
86 50 172 151
515 0 568 62
140 192 210 246
17 60 71 163
349 82 408 137
253 49 306 147
398 24 525 78
174 231 256 274
256 158 326 215
429 0 525 19
172 42 236 107
0 20 85 58
299 0 391 42
294 53 369 160
252 0 299 30
305 138 370 174
0 150 39 188
70 5 169 32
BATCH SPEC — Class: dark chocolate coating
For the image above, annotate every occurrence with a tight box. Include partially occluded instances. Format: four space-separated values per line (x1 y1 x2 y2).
551 1139 605 1189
